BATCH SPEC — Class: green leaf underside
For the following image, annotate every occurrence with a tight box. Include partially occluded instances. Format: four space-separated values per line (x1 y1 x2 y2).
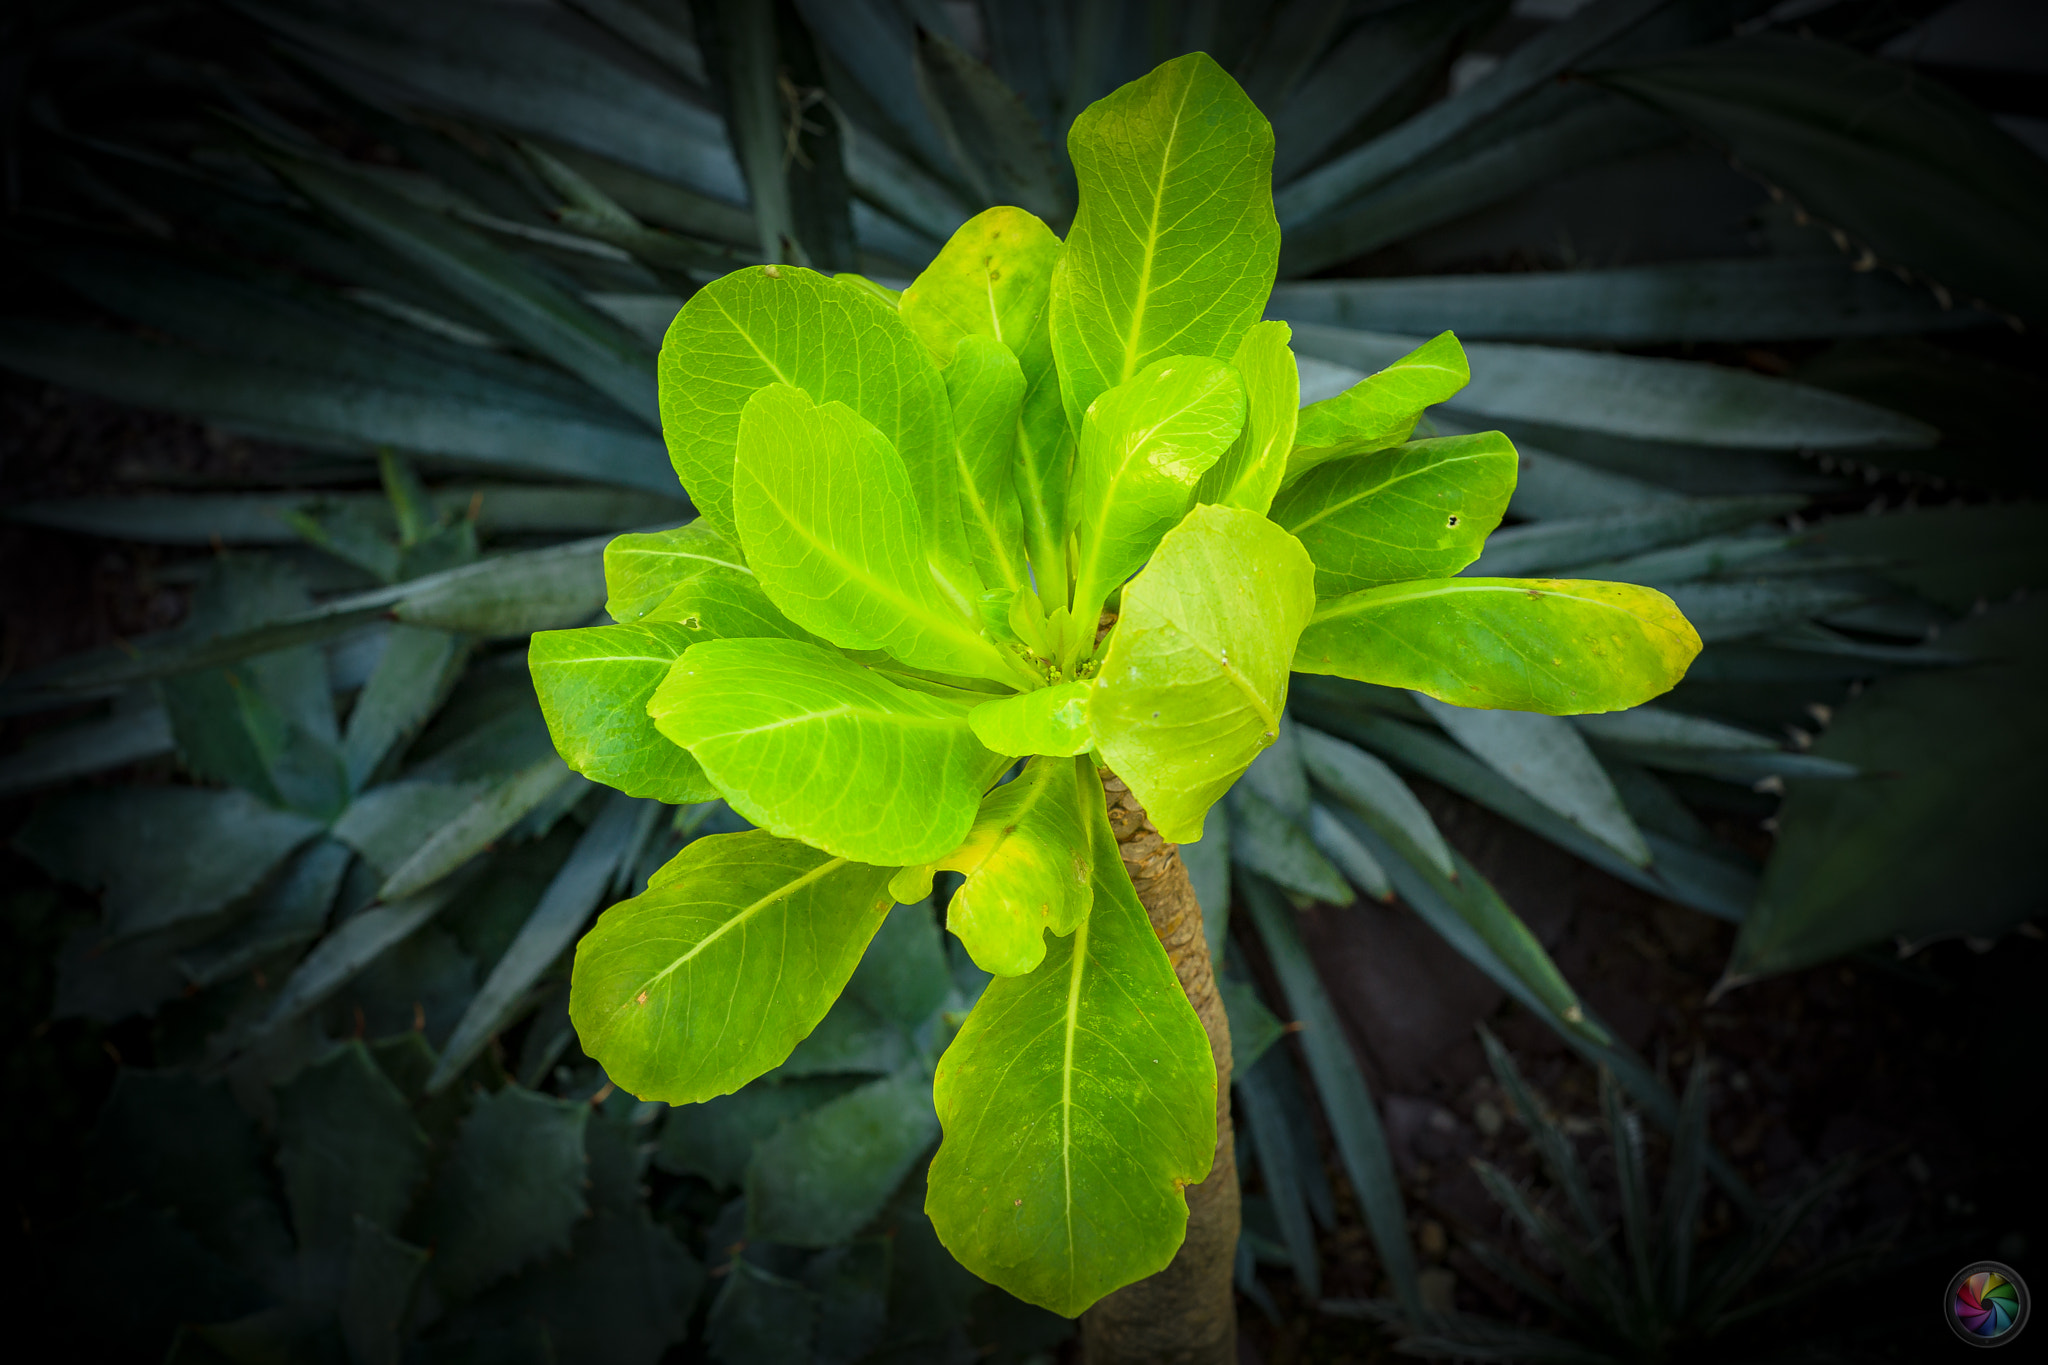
969 680 1094 757
899 207 1064 363
603 521 747 624
570 830 894 1105
1091 506 1318 842
1286 331 1470 483
649 638 1009 866
1050 52 1280 430
931 757 1097 978
926 790 1215 1318
1071 356 1247 624
1193 321 1299 515
660 266 971 594
530 624 716 804
1271 431 1519 595
1295 577 1701 715
946 336 1030 592
734 383 1017 684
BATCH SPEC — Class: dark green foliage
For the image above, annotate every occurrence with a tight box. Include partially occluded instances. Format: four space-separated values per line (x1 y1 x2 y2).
274 1042 429 1266
1349 1030 1871 1362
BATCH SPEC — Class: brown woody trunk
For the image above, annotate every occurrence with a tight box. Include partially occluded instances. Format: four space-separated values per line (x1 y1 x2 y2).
1081 773 1238 1365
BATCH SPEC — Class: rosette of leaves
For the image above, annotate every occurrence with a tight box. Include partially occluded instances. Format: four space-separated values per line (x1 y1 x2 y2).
532 53 1702 1318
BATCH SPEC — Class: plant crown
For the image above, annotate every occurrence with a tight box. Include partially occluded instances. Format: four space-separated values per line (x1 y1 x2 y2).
532 52 1700 1317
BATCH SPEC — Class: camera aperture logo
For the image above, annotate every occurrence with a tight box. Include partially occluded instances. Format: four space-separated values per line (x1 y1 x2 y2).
1947 1261 2029 1347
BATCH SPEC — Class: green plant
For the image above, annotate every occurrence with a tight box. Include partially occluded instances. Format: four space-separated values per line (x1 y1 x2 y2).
7 468 1069 1363
1334 1028 1873 1363
6 1 2044 1357
529 52 1700 1337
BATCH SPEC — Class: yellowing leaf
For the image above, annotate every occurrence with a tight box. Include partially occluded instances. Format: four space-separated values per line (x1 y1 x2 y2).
899 207 1064 363
925 791 1214 1316
927 756 1096 977
1295 577 1702 714
1090 506 1317 842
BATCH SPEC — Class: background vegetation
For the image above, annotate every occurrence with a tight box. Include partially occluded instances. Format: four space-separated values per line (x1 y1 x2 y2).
2 0 2041 1360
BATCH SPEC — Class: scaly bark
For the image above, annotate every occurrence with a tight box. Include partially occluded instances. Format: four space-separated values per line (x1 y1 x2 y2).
1081 772 1238 1365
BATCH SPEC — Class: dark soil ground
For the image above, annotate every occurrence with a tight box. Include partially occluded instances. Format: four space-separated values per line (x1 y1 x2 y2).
5 380 2044 1364
1230 792 2047 1363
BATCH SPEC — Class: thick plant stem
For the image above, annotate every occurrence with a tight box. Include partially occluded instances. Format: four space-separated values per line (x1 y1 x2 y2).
1082 772 1238 1365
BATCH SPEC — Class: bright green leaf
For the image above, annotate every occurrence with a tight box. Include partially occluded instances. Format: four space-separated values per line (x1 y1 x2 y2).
649 638 1008 865
570 829 895 1104
659 265 970 591
1295 577 1701 715
1271 431 1519 596
603 521 747 623
1049 52 1279 427
926 799 1215 1317
530 624 717 804
1286 331 1469 484
925 756 1096 977
733 383 1023 685
967 680 1094 757
1192 321 1299 515
1070 356 1246 625
639 568 815 644
1090 506 1317 843
1017 319 1077 613
946 336 1030 593
835 273 901 307
895 207 1072 604
899 207 1064 364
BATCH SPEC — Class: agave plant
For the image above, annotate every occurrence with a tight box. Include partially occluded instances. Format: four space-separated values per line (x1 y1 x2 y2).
1336 1027 1875 1363
4 0 2043 1354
